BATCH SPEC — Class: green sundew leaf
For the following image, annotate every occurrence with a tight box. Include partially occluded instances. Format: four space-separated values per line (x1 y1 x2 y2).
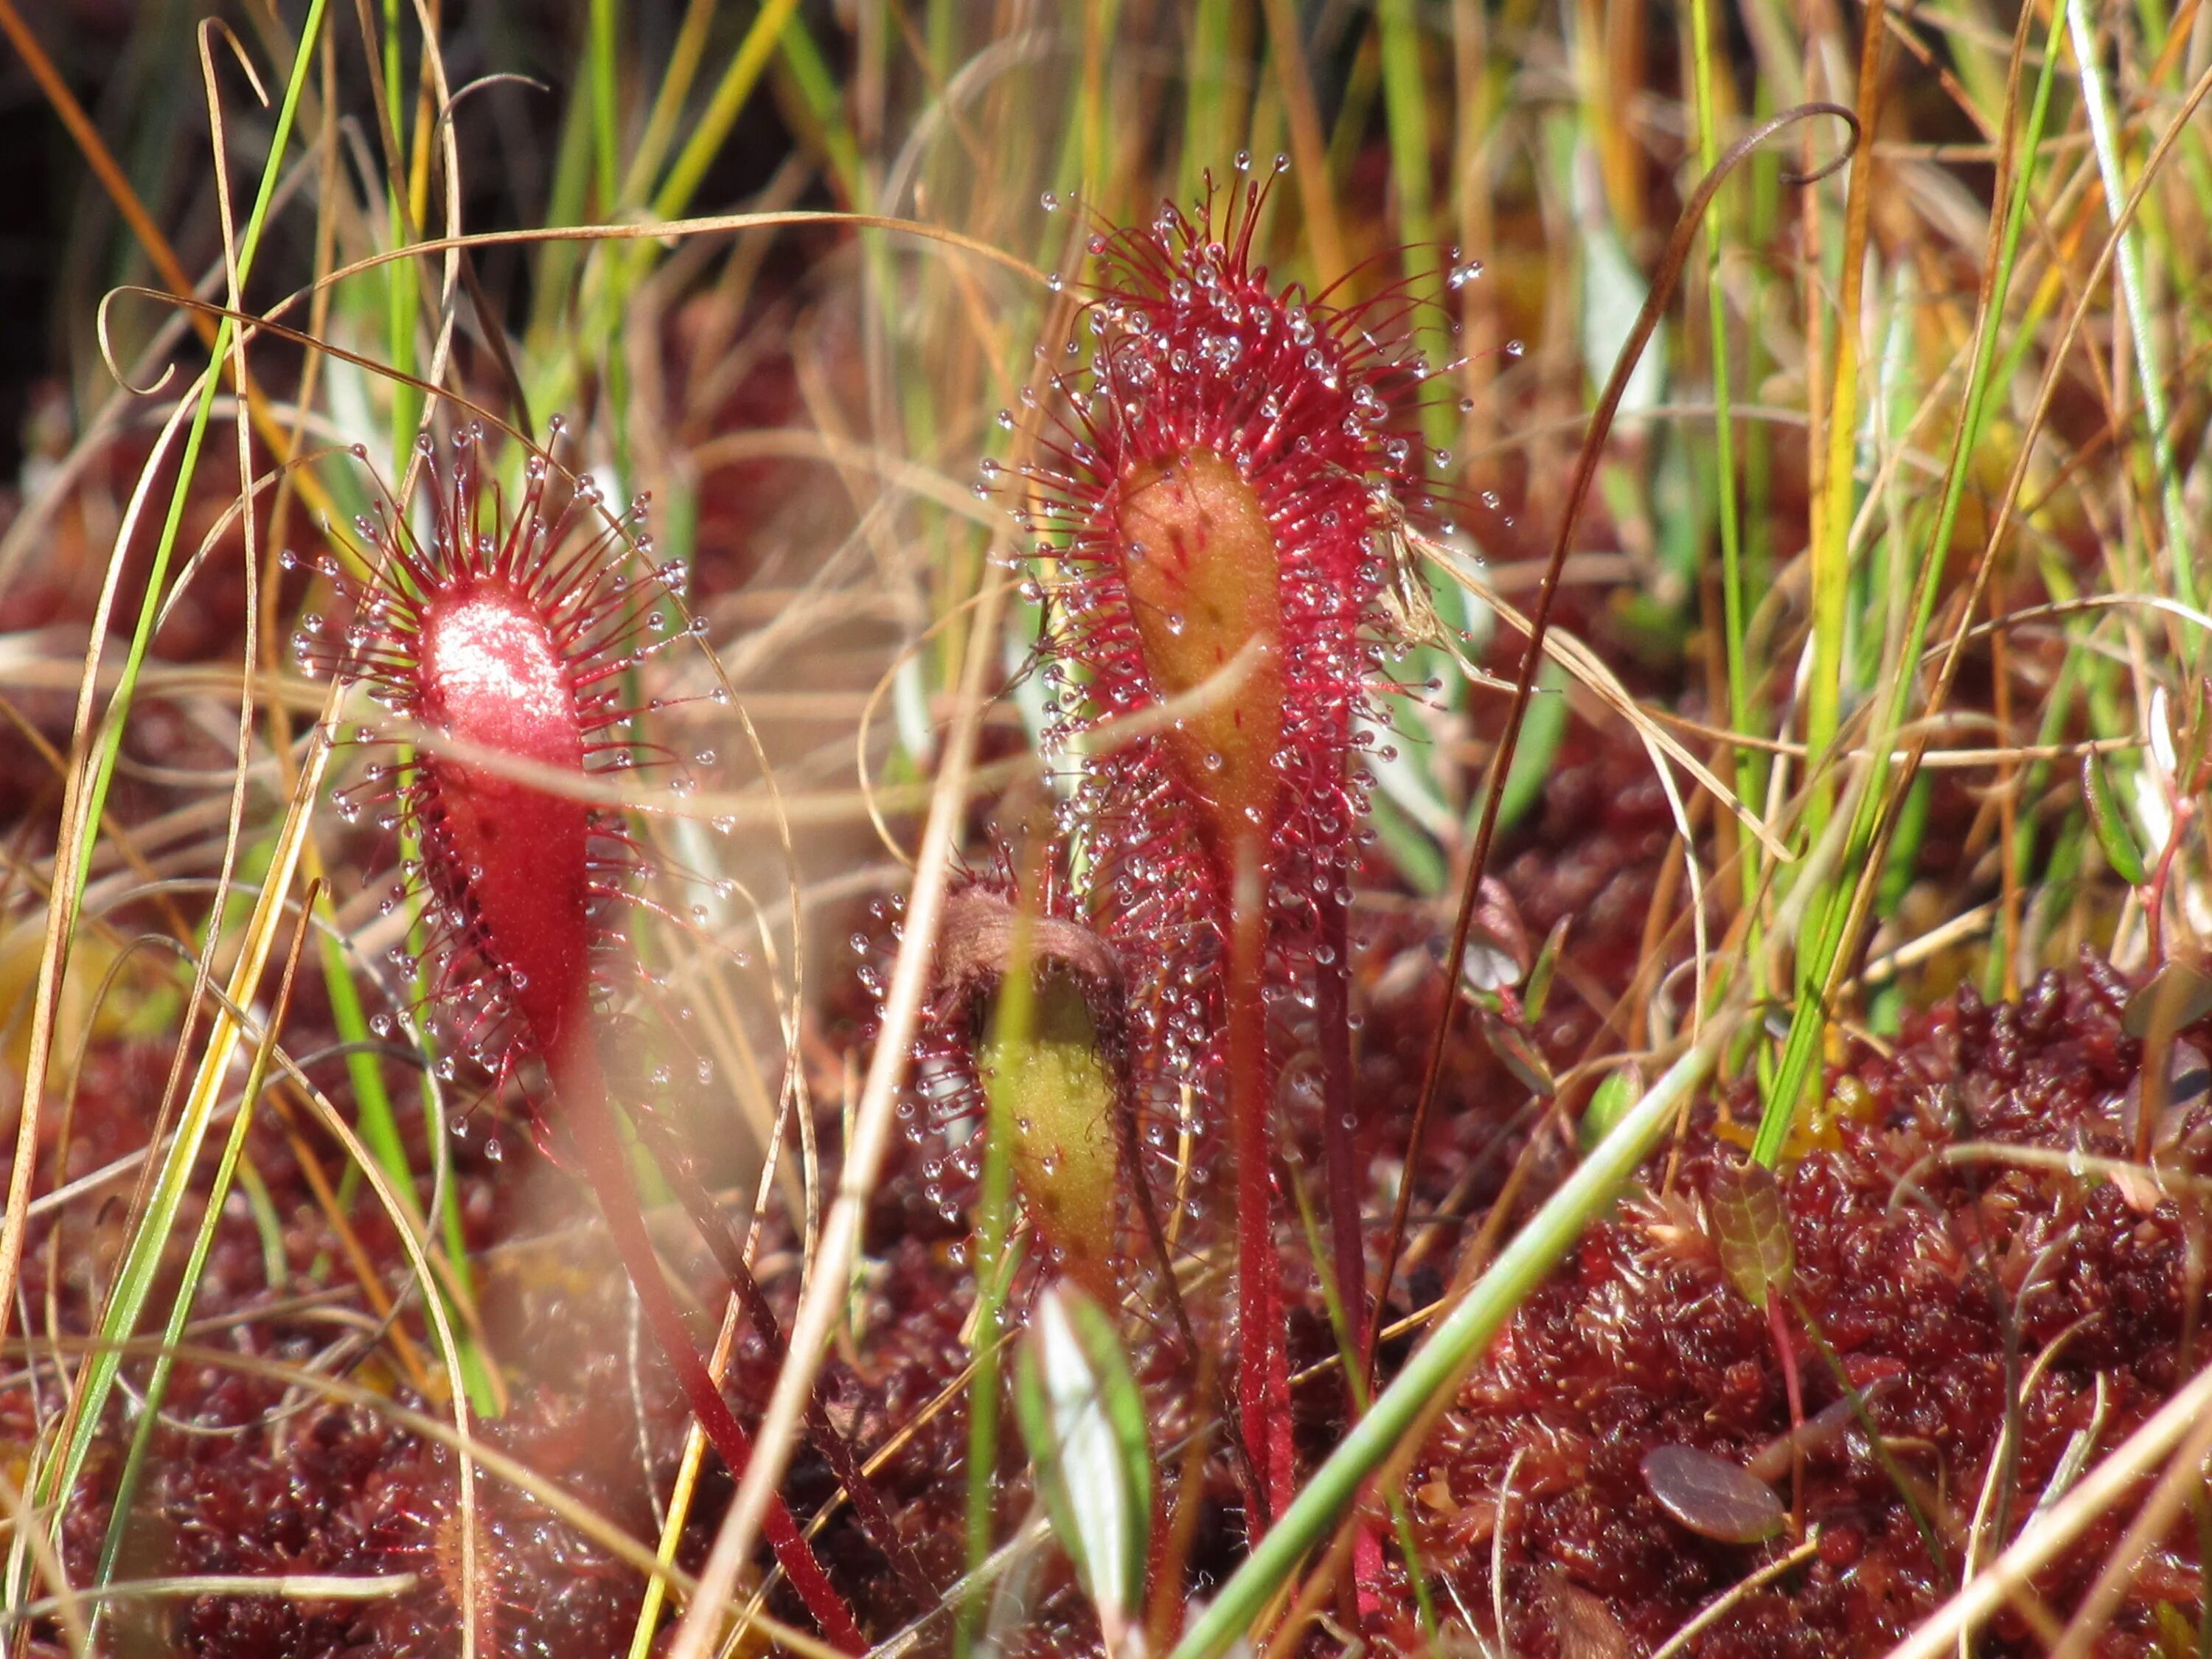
2124 961 2212 1040
1579 1062 1643 1155
1014 1284 1152 1651
2083 753 2149 886
981 971 1121 1293
1523 917 1571 1025
1709 1159 1793 1309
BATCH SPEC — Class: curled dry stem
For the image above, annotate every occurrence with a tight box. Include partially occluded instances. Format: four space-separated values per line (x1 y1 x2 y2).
1363 99 1860 1381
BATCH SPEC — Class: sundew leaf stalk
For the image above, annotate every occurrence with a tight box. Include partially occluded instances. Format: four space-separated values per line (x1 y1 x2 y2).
303 423 863 1652
1012 154 1472 1527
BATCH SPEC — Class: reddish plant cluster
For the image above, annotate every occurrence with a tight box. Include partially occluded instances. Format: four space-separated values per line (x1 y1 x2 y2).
302 422 866 1649
32 157 2208 1659
119 1362 676 1658
1384 963 2210 1656
990 158 1470 1523
21 1116 891 1659
1015 157 1464 1066
296 422 689 1079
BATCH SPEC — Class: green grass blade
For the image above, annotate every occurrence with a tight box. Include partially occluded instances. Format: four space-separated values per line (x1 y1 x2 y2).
1167 1032 1722 1659
1690 0 1766 928
654 0 805 222
89 888 318 1612
68 0 330 909
956 914 1032 1659
590 0 620 212
1756 0 2067 1158
2068 0 2197 613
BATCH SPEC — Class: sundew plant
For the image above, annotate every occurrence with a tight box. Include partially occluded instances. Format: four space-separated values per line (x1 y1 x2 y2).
2 4 2211 1658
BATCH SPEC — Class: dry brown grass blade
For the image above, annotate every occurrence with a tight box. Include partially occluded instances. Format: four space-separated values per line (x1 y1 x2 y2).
0 0 340 527
1817 53 2212 1027
0 386 206 1371
1363 99 1860 1380
1422 540 1791 860
1259 0 1347 285
661 276 1079 1659
1882 1352 2212 1659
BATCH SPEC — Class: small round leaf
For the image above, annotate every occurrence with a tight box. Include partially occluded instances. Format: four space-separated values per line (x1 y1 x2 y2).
1641 1443 1786 1543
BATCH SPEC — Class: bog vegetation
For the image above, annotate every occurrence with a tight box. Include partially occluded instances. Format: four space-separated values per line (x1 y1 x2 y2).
1 3 2211 1657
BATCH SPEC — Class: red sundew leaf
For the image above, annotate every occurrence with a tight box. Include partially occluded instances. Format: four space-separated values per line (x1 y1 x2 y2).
1708 1159 1794 1310
1640 1444 1787 1544
1746 1389 1877 1484
313 425 866 1651
1012 163 1451 987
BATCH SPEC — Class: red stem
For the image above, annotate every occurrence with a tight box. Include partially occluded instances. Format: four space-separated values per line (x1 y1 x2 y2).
553 1038 865 1653
1315 886 1366 1350
1228 839 1293 1530
1317 883 1386 1610
1767 1290 1805 1529
630 1110 938 1604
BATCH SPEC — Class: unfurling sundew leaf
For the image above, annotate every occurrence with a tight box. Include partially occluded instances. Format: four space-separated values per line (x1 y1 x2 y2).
1579 1063 1644 1155
2082 752 2149 886
978 968 1125 1303
1523 916 1571 1024
1014 1284 1152 1655
1709 1158 1794 1310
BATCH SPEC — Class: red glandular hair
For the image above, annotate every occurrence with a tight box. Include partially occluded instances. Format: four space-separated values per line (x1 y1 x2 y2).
295 422 692 1080
1012 159 1465 1099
